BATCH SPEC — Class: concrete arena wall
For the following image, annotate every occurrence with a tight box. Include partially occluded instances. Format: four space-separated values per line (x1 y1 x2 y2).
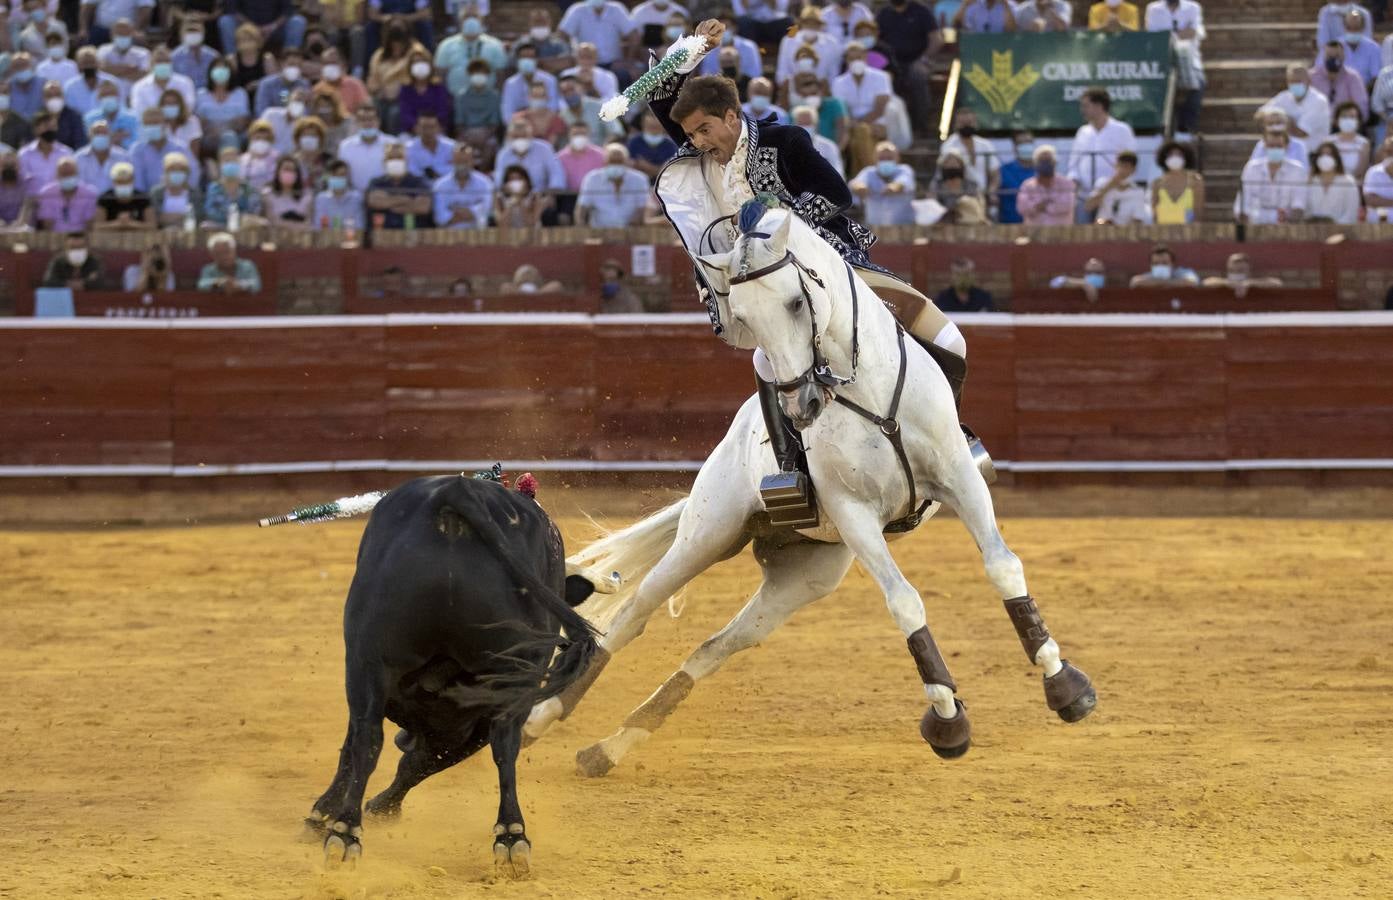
3 312 1392 478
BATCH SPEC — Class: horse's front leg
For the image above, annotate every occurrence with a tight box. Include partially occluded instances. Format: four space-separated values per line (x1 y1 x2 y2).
822 493 971 759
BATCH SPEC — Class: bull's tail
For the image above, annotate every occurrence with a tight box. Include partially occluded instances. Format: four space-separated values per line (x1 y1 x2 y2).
570 497 688 631
435 481 599 719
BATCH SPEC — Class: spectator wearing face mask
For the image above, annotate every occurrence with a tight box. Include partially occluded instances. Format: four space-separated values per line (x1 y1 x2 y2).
1310 40 1369 121
434 8 507 94
1315 1 1372 49
938 107 1000 204
1316 9 1381 89
96 19 151 95
1303 142 1361 224
850 142 916 226
695 9 762 80
16 0 68 57
996 131 1035 224
312 159 364 230
790 72 848 150
240 120 279 190
502 43 559 123
558 123 606 193
172 19 219 90
75 121 128 194
1151 140 1204 225
64 47 121 119
1200 253 1284 298
776 8 842 89
18 111 72 196
709 46 750 99
1235 130 1307 225
832 44 890 175
456 60 502 157
197 60 253 152
1019 0 1073 33
1330 101 1371 178
1087 0 1138 31
150 153 202 229
930 149 987 223
79 0 154 50
367 0 434 58
37 33 79 87
8 52 46 119
1247 108 1309 167
821 0 874 40
398 50 452 136
404 110 455 181
1129 244 1199 287
558 75 620 147
1085 150 1150 224
338 103 399 191
507 263 563 294
41 81 87 151
743 76 789 124
559 43 620 102
792 104 843 174
290 116 331 187
1017 144 1077 226
597 257 644 313
367 143 433 228
558 0 637 70
1049 257 1108 303
627 111 677 179
1362 136 1393 223
432 143 491 230
254 48 311 116
933 258 994 313
314 49 368 115
513 80 567 147
131 49 196 119
493 120 563 202
953 0 1016 33
1269 64 1331 143
523 8 574 74
260 154 312 228
576 144 650 228
782 45 826 104
203 146 265 229
159 88 202 159
30 156 98 232
43 231 104 290
264 87 307 155
94 161 154 231
309 86 352 153
82 82 138 149
494 166 546 228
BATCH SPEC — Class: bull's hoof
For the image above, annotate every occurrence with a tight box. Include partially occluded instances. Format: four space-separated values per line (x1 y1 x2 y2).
920 699 972 759
575 743 616 778
492 826 531 880
394 728 416 752
299 811 330 843
323 821 362 866
364 794 401 821
1044 660 1097 723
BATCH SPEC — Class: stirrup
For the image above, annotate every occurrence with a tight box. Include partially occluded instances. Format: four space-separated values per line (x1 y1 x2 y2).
760 470 819 528
961 425 996 485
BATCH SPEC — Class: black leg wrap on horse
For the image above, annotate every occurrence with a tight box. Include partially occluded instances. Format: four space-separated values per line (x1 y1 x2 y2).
1003 595 1051 662
906 625 956 692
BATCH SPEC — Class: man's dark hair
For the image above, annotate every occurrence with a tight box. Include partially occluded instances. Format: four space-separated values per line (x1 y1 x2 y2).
1117 151 1138 167
1083 87 1111 110
671 75 741 123
1150 243 1175 264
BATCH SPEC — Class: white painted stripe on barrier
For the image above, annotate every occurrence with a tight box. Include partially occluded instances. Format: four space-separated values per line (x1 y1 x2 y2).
3 458 1393 478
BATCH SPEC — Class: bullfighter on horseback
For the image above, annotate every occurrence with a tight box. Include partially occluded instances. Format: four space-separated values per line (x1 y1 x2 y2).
647 19 988 525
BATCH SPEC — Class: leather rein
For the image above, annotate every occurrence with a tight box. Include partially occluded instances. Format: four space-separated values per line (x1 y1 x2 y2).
728 249 931 533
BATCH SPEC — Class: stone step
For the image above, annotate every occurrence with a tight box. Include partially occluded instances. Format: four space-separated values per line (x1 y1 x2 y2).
1198 97 1272 133
1201 23 1317 62
1204 59 1300 98
1196 134 1264 177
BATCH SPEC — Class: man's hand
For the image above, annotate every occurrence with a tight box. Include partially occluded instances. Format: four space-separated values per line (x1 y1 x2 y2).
885 181 904 194
695 19 725 49
850 180 870 199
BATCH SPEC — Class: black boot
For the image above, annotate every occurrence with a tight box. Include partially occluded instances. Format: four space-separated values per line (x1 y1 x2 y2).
756 377 818 528
916 339 996 484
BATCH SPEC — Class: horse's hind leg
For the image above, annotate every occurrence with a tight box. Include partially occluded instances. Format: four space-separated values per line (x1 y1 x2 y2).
941 458 1097 723
575 539 854 777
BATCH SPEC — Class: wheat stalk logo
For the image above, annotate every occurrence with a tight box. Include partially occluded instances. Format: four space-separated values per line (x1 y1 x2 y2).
964 50 1041 114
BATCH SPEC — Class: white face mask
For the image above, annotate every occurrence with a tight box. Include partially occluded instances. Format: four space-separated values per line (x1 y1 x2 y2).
67 248 88 265
1337 117 1358 133
45 97 63 114
182 31 204 47
569 134 589 151
507 179 527 195
283 65 302 83
849 60 867 77
530 26 550 40
385 159 407 177
250 138 271 155
1165 153 1185 171
510 137 531 155
411 62 431 79
795 58 814 73
287 100 306 118
1316 154 1337 172
322 63 342 81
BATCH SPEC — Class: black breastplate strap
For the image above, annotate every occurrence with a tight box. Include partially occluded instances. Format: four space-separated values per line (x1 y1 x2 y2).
832 326 932 533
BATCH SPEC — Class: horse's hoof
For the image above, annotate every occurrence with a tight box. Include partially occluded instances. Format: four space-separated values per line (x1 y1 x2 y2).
1045 660 1096 723
493 828 531 880
394 728 416 752
575 743 616 778
920 698 971 759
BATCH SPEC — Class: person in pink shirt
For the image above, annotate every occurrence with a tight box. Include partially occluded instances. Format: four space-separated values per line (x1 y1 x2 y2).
556 121 605 193
1310 39 1370 121
1016 143 1077 225
18 111 73 197
31 156 99 231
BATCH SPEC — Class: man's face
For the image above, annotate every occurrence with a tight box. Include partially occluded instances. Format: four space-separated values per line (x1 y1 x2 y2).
1227 258 1250 280
1288 70 1308 91
509 121 533 143
1116 159 1135 180
605 149 626 169
642 114 662 136
577 45 597 68
1150 252 1174 269
212 241 236 267
718 48 738 70
57 160 77 182
679 108 741 164
1327 46 1345 67
952 263 975 288
955 110 976 133
1084 260 1105 278
560 80 580 103
356 106 379 132
1344 12 1362 34
419 116 439 141
793 109 815 129
113 22 133 41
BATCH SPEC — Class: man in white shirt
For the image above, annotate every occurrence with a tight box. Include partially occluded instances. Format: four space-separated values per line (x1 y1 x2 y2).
1065 86 1138 215
577 143 651 227
849 141 916 226
1362 136 1393 223
492 119 565 193
501 44 560 121
820 0 874 41
96 18 151 95
791 104 843 174
937 106 1000 200
1268 64 1331 142
558 0 637 67
1247 107 1309 166
1084 150 1151 224
1235 133 1308 225
1144 0 1205 138
338 103 400 191
560 43 620 101
776 8 843 87
129 47 194 118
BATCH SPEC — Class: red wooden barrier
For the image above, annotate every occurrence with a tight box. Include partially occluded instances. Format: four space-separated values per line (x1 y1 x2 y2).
72 290 278 317
1013 287 1338 314
343 292 599 314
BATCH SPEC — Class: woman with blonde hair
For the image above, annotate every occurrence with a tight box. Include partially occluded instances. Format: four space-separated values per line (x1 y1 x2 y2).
366 16 424 132
160 87 202 159
229 23 272 95
397 47 452 136
150 152 203 229
290 116 331 188
240 119 280 191
203 145 265 229
309 84 351 153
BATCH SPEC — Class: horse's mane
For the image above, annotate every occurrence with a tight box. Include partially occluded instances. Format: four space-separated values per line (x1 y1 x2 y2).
732 205 838 283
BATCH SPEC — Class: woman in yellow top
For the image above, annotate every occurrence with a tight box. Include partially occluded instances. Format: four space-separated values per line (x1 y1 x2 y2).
1088 0 1140 30
1151 140 1205 225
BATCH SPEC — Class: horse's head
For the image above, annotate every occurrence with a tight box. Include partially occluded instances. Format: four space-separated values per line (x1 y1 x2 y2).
698 207 836 429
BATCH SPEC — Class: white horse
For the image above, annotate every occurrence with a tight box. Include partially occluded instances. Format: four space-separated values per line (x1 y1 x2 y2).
528 207 1096 775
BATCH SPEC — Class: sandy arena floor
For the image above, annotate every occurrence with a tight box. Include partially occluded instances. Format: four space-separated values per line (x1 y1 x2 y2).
2 499 1391 899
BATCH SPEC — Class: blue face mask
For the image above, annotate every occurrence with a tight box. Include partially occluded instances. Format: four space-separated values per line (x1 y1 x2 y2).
517 57 537 76
749 95 769 112
528 97 548 111
858 36 875 49
328 175 348 192
162 104 181 120
359 126 379 140
221 161 241 178
168 170 188 186
1150 263 1173 280
665 26 683 40
90 134 111 151
604 164 627 180
642 131 665 146
143 124 164 142
14 69 34 84
211 67 231 85
1289 83 1307 99
462 17 483 37
1265 146 1286 163
1083 272 1105 289
876 160 898 178
154 63 173 81
60 175 79 191
114 35 133 51
101 96 119 114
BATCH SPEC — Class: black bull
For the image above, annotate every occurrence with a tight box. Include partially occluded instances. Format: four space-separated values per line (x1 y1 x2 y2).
302 475 599 877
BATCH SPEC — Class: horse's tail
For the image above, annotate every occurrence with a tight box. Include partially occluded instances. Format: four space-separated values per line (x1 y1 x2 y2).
571 497 688 631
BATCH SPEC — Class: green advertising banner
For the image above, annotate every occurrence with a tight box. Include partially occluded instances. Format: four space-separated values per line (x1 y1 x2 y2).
959 32 1173 131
